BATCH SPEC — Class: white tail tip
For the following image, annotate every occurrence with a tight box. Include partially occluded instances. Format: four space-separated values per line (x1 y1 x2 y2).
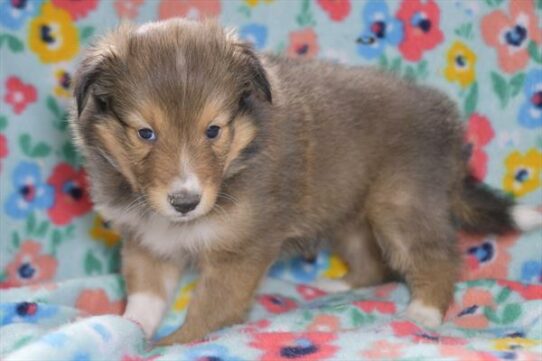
512 205 542 232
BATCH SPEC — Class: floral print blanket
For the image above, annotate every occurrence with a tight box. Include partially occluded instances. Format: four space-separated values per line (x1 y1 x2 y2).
1 0 541 360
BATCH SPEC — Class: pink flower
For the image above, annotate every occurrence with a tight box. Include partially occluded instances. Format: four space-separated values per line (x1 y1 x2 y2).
0 241 57 289
76 289 125 316
250 332 338 361
287 28 319 59
317 0 351 22
374 283 398 298
496 280 542 301
353 300 396 314
4 76 37 115
445 288 495 329
466 113 495 181
114 0 144 19
396 0 444 62
0 133 8 173
458 232 519 281
481 0 542 74
51 0 98 20
308 314 341 332
361 340 406 359
158 0 221 20
297 284 327 301
440 344 501 361
258 294 298 314
391 321 467 345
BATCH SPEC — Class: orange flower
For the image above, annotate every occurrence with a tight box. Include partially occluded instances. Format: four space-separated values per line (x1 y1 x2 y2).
481 0 542 74
308 314 340 332
287 28 319 59
158 0 221 20
361 340 406 359
75 289 125 316
0 241 57 289
445 288 495 329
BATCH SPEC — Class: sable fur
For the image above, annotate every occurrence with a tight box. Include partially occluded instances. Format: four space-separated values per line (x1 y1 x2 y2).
70 19 525 345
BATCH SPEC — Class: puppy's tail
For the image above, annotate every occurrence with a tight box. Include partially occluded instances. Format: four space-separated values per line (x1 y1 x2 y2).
454 177 542 234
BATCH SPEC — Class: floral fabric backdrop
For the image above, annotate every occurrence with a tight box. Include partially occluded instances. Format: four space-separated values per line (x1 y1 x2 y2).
1 0 541 360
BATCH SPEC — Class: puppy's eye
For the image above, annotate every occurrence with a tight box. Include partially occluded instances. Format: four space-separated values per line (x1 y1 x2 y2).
138 128 156 141
95 95 108 112
205 125 221 140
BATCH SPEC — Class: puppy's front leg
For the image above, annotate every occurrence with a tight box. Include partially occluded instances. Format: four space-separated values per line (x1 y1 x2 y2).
156 248 276 346
122 241 185 339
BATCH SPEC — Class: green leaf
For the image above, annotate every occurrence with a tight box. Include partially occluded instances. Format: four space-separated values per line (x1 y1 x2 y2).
491 72 508 108
7 35 24 52
0 115 7 131
379 54 389 69
390 57 402 73
26 212 36 234
11 231 20 249
85 251 103 275
51 229 62 254
31 143 52 158
19 134 32 156
509 73 525 97
501 303 521 324
80 26 95 42
36 221 50 237
464 82 478 116
62 142 82 167
496 287 511 303
483 307 500 323
296 0 315 27
404 65 416 81
46 96 63 118
237 5 251 18
64 224 76 238
528 41 542 64
537 0 542 10
416 60 428 79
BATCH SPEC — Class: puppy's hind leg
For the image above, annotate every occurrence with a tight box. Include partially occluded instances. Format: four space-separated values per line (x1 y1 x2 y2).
122 241 185 339
332 218 395 289
367 187 459 328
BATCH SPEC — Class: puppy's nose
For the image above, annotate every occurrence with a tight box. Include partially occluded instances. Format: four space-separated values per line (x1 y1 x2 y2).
168 192 200 214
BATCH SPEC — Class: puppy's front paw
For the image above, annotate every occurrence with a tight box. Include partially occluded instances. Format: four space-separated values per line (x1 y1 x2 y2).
123 292 167 339
405 299 443 329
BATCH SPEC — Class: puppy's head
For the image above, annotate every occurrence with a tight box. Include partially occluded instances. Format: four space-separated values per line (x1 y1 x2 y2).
71 19 272 222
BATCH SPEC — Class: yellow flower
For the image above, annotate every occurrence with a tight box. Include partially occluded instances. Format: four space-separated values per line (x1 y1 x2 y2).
29 2 79 63
322 255 348 279
444 41 477 88
245 0 274 7
54 69 72 97
503 148 542 197
173 281 196 311
493 337 541 351
89 215 121 247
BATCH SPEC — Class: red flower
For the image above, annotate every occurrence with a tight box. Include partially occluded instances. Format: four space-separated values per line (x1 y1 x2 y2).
481 0 542 74
51 0 98 20
0 241 57 289
250 332 338 361
445 288 495 329
353 300 396 314
390 321 467 345
297 284 327 301
47 163 93 226
317 0 351 22
158 0 221 20
258 294 298 314
76 289 125 316
4 76 37 115
0 133 8 173
114 0 144 19
466 113 495 181
287 28 320 59
396 0 444 62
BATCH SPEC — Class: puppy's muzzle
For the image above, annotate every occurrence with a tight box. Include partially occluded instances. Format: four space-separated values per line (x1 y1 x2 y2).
168 192 200 214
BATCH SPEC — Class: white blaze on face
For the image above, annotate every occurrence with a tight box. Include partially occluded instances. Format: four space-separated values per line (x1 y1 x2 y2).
169 155 202 196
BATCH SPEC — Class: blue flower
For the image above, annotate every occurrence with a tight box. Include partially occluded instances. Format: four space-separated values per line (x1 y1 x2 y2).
0 0 42 30
183 344 241 361
268 251 330 282
0 302 58 325
240 23 268 50
521 260 542 283
4 162 54 219
518 69 542 129
356 0 404 60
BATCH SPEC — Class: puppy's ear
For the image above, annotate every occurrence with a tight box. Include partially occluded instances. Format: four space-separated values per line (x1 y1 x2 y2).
74 55 102 116
235 42 272 104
